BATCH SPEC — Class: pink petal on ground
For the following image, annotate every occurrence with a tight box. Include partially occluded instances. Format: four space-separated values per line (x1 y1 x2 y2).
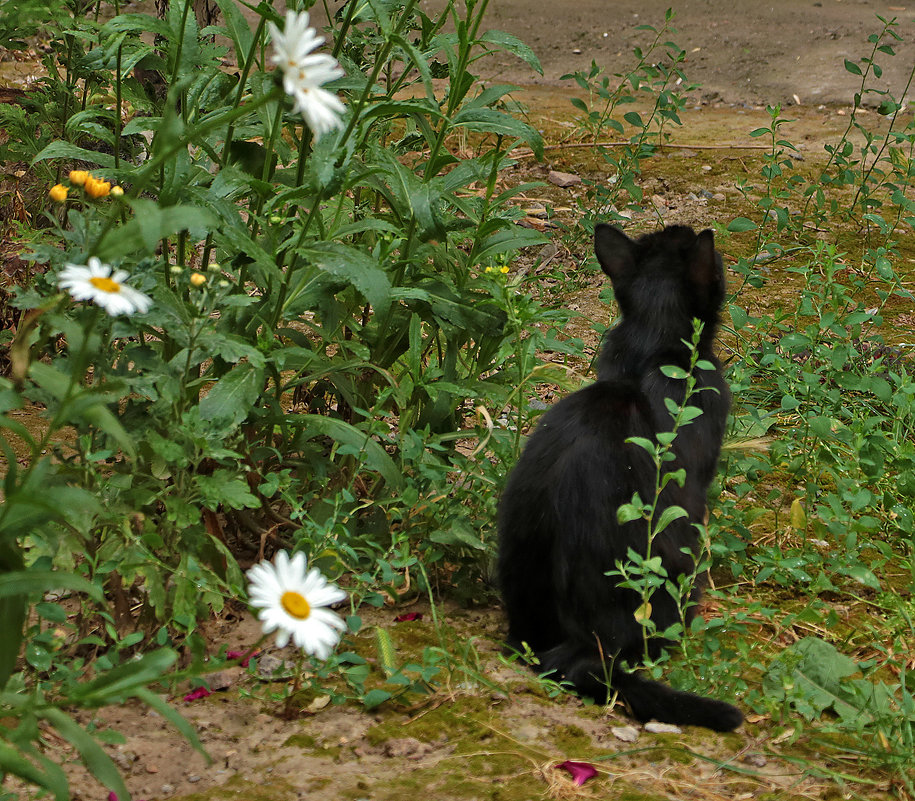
226 649 260 667
557 760 598 786
394 613 423 622
183 687 211 702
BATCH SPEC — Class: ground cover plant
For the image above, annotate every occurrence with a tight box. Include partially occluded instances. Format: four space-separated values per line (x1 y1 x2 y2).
1 1 915 799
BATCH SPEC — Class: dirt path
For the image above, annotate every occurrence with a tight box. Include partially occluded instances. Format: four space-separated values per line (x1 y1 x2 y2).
452 0 915 106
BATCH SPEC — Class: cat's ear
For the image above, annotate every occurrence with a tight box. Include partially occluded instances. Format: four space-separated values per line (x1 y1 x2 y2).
688 229 720 286
594 224 635 280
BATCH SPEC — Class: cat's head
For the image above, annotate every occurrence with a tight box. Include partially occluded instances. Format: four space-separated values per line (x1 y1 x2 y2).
593 224 725 326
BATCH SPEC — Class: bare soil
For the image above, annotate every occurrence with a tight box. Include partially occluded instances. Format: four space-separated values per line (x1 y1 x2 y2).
457 0 915 106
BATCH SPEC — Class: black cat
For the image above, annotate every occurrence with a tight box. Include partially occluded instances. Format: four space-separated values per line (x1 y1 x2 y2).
497 224 742 732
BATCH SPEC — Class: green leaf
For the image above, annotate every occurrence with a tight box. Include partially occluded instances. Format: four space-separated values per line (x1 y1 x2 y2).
81 402 137 461
0 544 25 691
195 471 261 511
477 30 543 75
844 59 862 76
623 111 643 127
450 108 544 159
96 199 217 260
133 686 209 759
38 707 129 800
625 436 657 455
362 688 392 709
729 304 748 330
210 0 254 68
32 140 116 169
762 637 866 722
659 364 688 379
298 242 392 313
0 740 69 801
287 414 403 490
199 361 264 430
838 564 881 591
727 217 758 233
69 648 178 705
0 569 104 603
653 505 688 535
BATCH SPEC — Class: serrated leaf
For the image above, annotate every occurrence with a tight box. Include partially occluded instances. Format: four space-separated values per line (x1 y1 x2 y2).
762 637 865 721
450 107 543 159
199 361 263 429
287 414 403 490
298 242 392 312
96 199 217 260
195 471 260 511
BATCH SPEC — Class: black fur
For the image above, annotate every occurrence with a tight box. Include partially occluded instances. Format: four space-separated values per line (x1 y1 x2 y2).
497 224 742 732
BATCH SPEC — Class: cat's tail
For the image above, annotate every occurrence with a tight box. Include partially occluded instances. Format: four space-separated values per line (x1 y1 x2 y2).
611 669 743 732
546 648 743 732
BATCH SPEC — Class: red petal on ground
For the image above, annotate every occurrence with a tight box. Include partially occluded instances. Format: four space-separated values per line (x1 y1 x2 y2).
183 687 212 702
557 760 598 786
394 613 423 622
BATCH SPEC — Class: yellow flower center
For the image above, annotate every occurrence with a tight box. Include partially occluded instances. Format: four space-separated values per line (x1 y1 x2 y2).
281 590 311 620
89 276 121 294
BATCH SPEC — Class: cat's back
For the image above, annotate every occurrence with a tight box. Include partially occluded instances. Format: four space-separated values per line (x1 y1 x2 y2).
502 377 654 496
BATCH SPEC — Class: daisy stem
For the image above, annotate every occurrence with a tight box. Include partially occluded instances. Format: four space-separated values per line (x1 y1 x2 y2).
283 651 307 719
220 15 268 171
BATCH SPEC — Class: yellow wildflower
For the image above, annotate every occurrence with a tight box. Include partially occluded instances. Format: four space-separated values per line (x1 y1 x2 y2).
189 272 207 287
68 170 89 186
110 185 124 197
49 184 68 202
500 265 510 274
85 176 111 198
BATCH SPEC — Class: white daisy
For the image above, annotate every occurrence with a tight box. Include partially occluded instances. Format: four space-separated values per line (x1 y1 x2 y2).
58 257 152 316
267 10 346 139
246 550 347 660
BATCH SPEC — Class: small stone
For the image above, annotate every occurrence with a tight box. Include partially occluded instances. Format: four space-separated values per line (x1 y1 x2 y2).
205 668 242 691
160 783 175 795
611 725 640 742
548 170 582 188
650 194 668 208
382 737 433 760
644 721 682 734
712 192 726 201
145 763 159 774
257 654 295 679
741 753 767 767
701 164 713 172
187 774 202 783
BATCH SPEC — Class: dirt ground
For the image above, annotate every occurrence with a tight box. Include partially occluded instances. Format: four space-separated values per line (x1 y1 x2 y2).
458 0 915 106
5 2 915 800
